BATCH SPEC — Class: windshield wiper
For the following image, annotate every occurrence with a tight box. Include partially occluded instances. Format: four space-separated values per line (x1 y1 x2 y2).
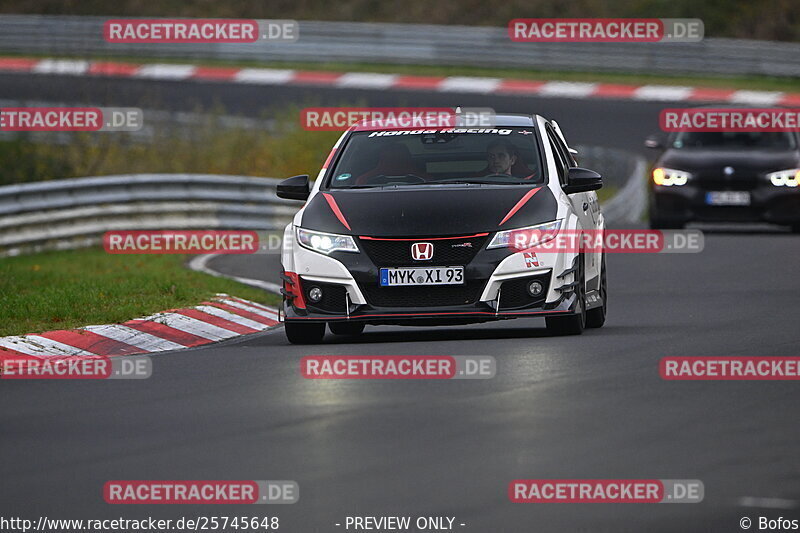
371 174 427 183
340 174 428 188
427 179 521 185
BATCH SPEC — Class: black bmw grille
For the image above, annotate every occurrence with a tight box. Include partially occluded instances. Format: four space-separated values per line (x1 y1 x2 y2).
693 172 758 191
359 281 485 308
358 235 488 267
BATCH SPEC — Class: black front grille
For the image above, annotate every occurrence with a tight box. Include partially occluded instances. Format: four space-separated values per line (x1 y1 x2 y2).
360 281 485 308
359 235 487 267
499 274 550 309
304 281 347 314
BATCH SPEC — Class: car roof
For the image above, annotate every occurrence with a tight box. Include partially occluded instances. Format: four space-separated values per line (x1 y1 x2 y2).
492 114 537 126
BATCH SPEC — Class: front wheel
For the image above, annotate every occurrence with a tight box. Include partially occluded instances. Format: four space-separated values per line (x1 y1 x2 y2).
791 224 800 234
649 215 684 230
285 321 326 344
649 205 684 229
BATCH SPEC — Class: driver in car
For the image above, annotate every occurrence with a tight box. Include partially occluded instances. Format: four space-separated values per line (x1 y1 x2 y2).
486 141 518 175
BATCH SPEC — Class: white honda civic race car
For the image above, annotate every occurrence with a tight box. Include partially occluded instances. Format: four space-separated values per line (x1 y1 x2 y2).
277 113 607 343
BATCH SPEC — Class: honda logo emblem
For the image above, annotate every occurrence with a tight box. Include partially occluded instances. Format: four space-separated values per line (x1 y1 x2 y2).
411 242 434 261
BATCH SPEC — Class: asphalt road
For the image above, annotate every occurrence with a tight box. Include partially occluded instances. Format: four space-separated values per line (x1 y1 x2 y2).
2 72 800 532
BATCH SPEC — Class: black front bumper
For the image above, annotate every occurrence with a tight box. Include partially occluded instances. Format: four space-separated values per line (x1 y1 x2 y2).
282 290 577 326
283 233 584 326
283 245 580 326
651 184 800 224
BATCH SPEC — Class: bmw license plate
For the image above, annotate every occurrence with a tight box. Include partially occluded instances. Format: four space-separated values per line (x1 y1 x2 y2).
705 191 751 206
380 266 464 286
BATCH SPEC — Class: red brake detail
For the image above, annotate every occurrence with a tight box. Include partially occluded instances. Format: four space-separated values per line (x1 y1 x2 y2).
499 187 541 226
322 192 351 230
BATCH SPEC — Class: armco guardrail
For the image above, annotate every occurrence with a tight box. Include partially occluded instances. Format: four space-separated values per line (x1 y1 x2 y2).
0 15 799 77
601 157 648 225
0 174 298 257
577 145 647 225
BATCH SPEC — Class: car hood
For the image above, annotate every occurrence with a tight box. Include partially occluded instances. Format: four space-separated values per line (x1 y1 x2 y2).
299 185 558 237
658 149 800 175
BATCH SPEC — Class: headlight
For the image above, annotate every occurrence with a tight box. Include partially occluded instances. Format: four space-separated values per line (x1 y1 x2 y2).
767 168 800 187
296 227 359 254
487 220 562 250
653 167 691 186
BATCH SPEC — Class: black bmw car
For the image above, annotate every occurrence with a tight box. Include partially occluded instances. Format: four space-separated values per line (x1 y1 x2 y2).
646 129 800 230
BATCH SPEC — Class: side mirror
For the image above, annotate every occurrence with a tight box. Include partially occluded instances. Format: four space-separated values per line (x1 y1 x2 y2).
277 175 310 201
563 167 602 194
645 134 665 149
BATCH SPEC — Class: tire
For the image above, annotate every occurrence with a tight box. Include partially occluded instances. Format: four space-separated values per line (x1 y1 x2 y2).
285 321 326 344
585 255 607 329
546 255 586 336
329 322 365 336
648 204 664 229
791 224 800 234
649 215 684 230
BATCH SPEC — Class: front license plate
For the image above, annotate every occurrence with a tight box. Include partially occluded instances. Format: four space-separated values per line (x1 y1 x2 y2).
705 191 751 206
380 266 464 286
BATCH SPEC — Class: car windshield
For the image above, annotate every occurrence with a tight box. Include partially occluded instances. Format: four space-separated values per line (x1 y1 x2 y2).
326 127 544 189
672 131 796 150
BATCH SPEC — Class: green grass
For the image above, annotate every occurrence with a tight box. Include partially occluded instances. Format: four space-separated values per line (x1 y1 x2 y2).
0 112 342 186
0 248 280 337
9 51 800 93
